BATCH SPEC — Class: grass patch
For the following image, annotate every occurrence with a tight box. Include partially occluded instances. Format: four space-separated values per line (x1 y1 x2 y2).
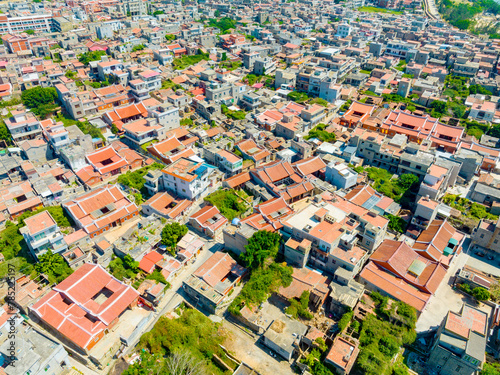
135 307 228 375
355 292 416 375
204 189 249 221
172 52 209 70
117 163 164 200
358 6 403 14
219 60 242 71
305 123 336 142
443 194 498 220
229 262 293 315
366 167 419 204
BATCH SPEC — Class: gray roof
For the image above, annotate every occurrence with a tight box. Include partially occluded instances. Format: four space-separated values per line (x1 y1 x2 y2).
466 331 486 362
473 183 500 199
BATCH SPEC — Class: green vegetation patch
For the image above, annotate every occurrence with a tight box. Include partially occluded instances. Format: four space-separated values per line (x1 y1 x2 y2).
204 189 249 221
358 6 403 14
305 123 336 143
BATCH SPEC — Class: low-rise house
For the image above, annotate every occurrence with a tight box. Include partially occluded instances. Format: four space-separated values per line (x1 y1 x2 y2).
4 110 42 142
359 240 447 313
161 157 215 200
76 142 143 187
262 316 307 361
176 233 204 264
235 139 271 167
189 205 228 238
183 251 246 313
142 192 192 221
428 304 486 375
0 323 70 375
20 211 67 259
326 162 358 190
63 185 139 238
147 136 195 165
31 264 139 353
325 336 360 375
413 219 464 267
278 267 330 311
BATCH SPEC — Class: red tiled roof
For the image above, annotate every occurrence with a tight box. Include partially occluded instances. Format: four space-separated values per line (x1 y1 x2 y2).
31 264 138 350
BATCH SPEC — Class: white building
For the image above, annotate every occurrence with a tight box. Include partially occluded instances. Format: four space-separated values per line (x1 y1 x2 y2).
326 162 358 190
161 157 215 200
20 211 67 259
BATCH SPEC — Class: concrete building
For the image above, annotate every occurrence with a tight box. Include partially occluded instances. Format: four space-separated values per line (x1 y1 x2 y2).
161 158 215 200
325 162 358 190
428 304 486 375
183 251 246 314
0 324 70 375
262 316 307 361
472 218 500 253
284 238 311 268
20 211 67 259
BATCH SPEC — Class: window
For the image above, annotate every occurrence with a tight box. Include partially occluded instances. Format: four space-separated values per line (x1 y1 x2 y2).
495 240 498 244
455 366 462 372
481 234 485 238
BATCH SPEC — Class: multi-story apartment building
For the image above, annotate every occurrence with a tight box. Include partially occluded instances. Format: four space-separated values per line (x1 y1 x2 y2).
385 41 413 58
216 150 243 176
428 304 486 375
20 211 67 259
4 110 42 142
161 157 215 200
471 218 500 253
40 118 70 152
281 198 388 276
97 59 124 82
129 71 162 101
254 57 276 76
122 119 167 147
0 14 54 35
56 84 133 120
118 0 148 16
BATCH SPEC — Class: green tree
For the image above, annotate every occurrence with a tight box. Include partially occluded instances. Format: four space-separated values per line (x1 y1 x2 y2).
221 52 227 61
34 250 73 283
338 311 354 332
21 86 58 111
240 230 281 269
0 121 12 145
397 174 419 190
165 34 176 41
146 270 169 286
65 70 77 80
161 223 188 254
111 123 120 134
431 100 446 114
215 9 221 17
481 363 500 375
315 337 327 352
153 10 164 16
472 287 490 301
386 214 408 234
78 50 107 65
21 87 58 119
131 44 145 52
25 29 35 35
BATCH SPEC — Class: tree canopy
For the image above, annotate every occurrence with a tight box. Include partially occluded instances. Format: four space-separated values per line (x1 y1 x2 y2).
240 230 281 269
78 50 107 65
161 223 188 254
21 86 58 118
34 250 73 283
